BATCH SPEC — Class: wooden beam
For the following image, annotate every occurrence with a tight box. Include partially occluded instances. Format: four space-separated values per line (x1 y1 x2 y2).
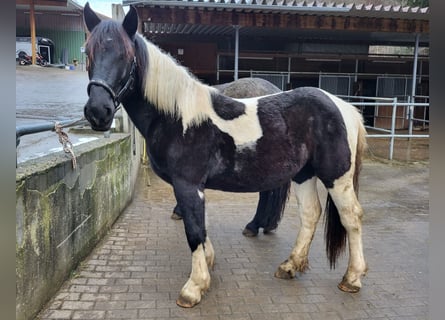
29 0 37 65
16 0 67 6
139 7 429 34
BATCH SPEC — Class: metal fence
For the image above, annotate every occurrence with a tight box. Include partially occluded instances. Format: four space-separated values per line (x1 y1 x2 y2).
16 95 429 164
338 95 429 160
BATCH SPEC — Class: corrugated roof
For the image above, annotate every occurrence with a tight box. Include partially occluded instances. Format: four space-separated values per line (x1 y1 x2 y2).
124 0 429 19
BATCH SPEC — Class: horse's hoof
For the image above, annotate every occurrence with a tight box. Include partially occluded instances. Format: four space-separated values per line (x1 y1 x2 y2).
337 279 361 293
274 267 295 279
176 295 199 308
263 227 277 235
242 227 258 237
171 212 182 220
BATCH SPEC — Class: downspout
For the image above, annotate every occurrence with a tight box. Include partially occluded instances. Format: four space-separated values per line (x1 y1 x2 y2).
234 25 240 81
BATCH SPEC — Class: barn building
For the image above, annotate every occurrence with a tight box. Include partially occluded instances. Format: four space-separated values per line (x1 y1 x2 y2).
16 0 107 67
123 0 429 102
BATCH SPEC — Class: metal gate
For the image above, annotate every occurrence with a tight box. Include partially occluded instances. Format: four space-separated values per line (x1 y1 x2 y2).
318 74 354 95
250 72 288 90
376 76 413 101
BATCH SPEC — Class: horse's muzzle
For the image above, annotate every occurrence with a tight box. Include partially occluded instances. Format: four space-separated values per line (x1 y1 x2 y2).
84 86 116 131
84 100 115 131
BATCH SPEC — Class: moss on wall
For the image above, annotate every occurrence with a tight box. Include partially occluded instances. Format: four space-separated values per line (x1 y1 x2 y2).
16 134 138 320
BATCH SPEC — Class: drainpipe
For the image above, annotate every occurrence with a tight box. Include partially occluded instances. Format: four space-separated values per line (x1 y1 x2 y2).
409 33 420 136
112 3 125 21
354 59 359 82
234 25 240 81
287 57 291 88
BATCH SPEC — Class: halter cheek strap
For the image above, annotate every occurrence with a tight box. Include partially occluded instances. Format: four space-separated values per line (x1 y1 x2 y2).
87 56 137 110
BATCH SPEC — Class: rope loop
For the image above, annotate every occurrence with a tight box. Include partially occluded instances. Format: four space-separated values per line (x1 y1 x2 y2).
54 122 77 169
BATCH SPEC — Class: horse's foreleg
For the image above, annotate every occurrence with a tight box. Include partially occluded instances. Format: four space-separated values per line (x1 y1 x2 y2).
275 177 321 279
173 184 211 308
328 176 367 293
177 243 210 307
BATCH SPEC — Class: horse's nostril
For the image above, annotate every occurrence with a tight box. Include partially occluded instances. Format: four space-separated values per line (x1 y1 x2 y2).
105 105 113 117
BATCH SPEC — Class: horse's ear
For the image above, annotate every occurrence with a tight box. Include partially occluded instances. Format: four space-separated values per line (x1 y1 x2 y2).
84 2 101 32
122 6 138 38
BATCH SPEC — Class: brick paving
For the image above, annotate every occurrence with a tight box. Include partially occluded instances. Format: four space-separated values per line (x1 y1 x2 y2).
37 160 428 320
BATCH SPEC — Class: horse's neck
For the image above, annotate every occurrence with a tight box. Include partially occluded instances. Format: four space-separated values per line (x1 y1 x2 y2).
122 93 159 137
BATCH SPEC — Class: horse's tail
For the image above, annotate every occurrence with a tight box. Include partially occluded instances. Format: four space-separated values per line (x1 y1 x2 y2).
256 181 291 230
325 111 367 269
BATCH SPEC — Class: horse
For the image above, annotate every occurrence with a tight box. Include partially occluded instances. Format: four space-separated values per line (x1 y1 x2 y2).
83 3 368 308
171 77 290 237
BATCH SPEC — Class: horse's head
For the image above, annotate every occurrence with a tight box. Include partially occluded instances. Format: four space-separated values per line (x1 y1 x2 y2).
83 2 139 131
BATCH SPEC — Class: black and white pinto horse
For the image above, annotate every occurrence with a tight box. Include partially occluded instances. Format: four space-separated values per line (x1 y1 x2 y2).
83 4 368 308
172 77 290 237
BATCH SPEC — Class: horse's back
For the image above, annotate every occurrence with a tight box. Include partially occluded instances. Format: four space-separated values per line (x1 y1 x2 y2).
215 78 281 98
258 87 362 188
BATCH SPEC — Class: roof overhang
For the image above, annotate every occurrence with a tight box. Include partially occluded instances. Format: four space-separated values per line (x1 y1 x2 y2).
124 0 429 46
16 0 83 13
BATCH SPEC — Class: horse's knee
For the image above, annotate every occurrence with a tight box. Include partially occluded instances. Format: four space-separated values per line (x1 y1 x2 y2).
339 205 363 233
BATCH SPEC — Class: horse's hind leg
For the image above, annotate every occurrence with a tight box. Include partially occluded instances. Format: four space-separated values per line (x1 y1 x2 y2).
243 190 270 237
173 181 212 308
275 177 321 278
171 203 183 220
328 175 367 292
243 182 290 237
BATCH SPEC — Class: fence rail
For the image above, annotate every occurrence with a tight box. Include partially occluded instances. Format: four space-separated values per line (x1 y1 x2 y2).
338 95 429 160
16 118 92 146
16 118 97 167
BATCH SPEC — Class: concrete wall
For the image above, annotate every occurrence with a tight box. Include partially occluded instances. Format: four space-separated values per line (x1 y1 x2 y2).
16 132 142 320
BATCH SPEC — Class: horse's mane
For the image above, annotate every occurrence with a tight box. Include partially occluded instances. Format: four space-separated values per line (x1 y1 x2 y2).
137 34 217 131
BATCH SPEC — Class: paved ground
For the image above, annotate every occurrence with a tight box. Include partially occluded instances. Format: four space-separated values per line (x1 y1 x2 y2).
37 159 429 320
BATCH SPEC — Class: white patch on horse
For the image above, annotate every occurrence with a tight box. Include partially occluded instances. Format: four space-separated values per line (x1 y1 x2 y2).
197 190 204 200
208 97 263 147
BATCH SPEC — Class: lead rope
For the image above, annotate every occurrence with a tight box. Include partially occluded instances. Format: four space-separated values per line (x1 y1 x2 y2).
55 121 78 169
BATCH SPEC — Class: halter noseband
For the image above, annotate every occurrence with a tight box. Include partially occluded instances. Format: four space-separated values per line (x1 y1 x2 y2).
87 56 137 110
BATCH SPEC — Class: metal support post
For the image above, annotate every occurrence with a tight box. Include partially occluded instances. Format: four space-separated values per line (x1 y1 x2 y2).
409 33 420 136
234 25 240 81
389 97 398 160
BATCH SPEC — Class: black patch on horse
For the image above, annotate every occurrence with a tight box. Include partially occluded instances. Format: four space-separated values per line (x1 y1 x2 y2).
211 93 246 120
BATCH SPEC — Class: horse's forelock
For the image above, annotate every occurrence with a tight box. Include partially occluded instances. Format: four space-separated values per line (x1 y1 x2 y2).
85 20 135 62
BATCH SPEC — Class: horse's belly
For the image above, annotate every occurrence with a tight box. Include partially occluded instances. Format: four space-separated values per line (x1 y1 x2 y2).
205 162 299 193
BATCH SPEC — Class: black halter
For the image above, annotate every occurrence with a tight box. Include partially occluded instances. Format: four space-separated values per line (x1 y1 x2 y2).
87 56 137 110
